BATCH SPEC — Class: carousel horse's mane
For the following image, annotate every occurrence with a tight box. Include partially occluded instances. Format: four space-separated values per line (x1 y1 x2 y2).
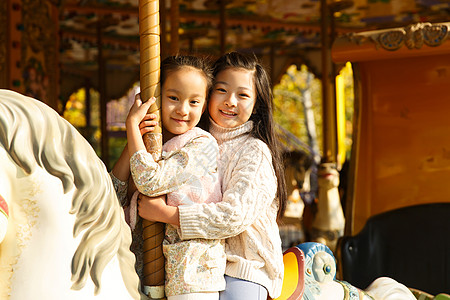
0 90 139 297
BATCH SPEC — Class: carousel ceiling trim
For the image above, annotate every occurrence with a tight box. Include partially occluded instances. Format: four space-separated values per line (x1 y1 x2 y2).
332 21 450 62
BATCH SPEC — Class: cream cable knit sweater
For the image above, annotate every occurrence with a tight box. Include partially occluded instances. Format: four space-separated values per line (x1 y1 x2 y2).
178 120 284 298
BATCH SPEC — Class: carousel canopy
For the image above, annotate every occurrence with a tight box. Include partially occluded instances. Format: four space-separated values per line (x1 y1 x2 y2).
58 0 450 99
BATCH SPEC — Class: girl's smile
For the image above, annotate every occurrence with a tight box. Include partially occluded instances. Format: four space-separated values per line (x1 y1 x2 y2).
219 109 237 117
171 118 189 123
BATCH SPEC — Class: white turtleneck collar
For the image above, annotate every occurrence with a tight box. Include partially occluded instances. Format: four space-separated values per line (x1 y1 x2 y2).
209 118 253 144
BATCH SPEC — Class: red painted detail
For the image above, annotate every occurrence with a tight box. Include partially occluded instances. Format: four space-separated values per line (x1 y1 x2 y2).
0 195 8 217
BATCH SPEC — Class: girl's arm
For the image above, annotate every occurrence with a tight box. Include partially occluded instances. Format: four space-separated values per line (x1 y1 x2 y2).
111 143 131 182
112 109 159 182
126 97 156 157
137 133 219 224
110 144 132 206
131 134 218 196
179 141 277 240
138 194 180 225
127 95 198 197
110 96 158 205
139 140 277 239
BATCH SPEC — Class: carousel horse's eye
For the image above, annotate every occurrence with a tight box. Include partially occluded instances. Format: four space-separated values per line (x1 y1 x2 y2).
323 264 332 275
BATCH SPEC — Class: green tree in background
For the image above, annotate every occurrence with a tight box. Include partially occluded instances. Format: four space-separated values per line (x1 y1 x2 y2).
274 63 354 164
274 64 323 163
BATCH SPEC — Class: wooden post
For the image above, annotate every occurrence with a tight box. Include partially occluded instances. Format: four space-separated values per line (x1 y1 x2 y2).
170 0 179 55
138 0 165 298
320 0 337 163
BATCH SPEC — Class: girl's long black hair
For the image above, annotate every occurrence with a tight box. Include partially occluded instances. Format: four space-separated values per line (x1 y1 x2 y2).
212 52 287 220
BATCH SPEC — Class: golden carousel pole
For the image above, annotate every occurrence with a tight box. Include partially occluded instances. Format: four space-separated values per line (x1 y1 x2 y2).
320 0 336 163
138 0 165 298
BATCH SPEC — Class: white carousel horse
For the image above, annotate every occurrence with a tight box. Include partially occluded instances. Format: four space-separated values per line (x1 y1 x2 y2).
0 89 146 299
274 242 417 300
311 163 345 252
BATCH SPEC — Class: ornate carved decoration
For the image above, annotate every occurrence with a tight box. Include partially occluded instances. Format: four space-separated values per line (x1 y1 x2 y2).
421 23 449 47
344 32 368 46
378 29 405 50
343 22 449 52
0 0 6 87
21 0 59 107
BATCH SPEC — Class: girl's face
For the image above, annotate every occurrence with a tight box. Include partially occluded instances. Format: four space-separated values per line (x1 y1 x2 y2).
161 67 207 139
209 68 256 128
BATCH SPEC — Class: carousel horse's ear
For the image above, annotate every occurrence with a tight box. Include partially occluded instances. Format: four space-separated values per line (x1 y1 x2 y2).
272 246 305 300
0 195 8 243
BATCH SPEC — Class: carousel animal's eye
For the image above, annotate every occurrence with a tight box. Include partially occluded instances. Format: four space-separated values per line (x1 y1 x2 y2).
312 251 336 283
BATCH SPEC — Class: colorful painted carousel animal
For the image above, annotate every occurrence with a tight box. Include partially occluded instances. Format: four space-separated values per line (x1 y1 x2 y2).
0 89 145 299
275 242 417 300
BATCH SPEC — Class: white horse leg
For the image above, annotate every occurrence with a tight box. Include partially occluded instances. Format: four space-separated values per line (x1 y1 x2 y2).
365 277 416 300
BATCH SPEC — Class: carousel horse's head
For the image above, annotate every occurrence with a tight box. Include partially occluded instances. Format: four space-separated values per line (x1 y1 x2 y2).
274 242 337 300
297 242 338 300
0 89 144 299
317 162 339 190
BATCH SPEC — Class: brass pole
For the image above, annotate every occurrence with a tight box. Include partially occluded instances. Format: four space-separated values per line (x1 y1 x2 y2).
320 0 337 163
139 0 165 298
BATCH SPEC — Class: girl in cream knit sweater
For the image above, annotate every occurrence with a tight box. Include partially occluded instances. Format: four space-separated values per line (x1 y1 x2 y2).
138 52 287 300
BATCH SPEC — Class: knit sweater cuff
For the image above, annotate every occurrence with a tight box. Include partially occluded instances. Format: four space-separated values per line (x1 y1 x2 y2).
178 204 205 239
